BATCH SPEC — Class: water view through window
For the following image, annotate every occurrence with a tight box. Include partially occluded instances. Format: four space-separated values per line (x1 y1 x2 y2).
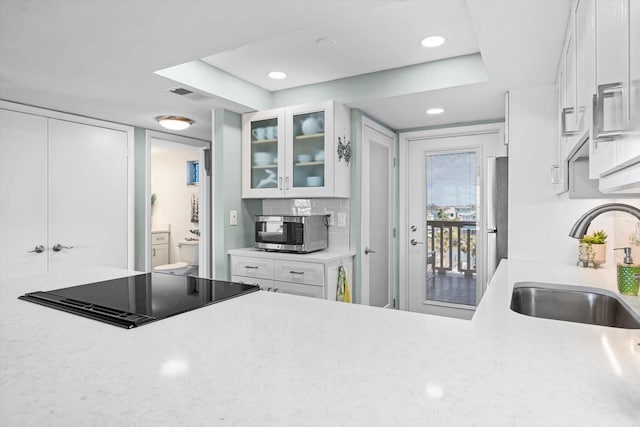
425 151 478 306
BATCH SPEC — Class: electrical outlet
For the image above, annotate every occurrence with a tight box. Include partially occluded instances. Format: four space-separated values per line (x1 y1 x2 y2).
326 210 335 225
229 210 238 226
337 212 347 227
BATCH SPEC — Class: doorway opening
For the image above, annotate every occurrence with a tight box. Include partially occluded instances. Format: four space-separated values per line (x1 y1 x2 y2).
146 131 211 278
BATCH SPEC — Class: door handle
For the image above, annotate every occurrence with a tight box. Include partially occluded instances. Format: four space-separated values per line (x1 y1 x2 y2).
595 82 624 139
364 246 376 255
410 239 423 246
52 243 73 252
28 245 45 254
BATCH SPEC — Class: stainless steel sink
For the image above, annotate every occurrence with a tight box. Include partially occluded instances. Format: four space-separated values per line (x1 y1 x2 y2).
510 282 640 329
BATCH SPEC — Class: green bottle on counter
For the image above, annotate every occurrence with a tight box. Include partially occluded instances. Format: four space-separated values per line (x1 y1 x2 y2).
615 247 640 296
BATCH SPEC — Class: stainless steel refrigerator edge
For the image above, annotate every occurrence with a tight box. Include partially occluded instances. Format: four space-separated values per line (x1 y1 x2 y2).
486 157 509 282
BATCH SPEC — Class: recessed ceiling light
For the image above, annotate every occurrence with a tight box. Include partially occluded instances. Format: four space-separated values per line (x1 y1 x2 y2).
156 116 194 130
420 35 446 48
267 71 287 80
426 108 444 115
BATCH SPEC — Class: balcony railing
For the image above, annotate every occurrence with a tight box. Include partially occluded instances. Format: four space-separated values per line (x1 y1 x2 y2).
427 220 477 276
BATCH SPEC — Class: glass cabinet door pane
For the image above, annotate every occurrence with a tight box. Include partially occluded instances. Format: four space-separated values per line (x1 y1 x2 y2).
250 118 279 190
291 111 325 188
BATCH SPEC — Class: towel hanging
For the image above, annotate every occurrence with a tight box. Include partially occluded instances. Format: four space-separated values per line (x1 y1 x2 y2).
336 265 351 303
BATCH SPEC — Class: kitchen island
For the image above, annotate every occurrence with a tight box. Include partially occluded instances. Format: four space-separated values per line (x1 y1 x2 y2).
1 260 639 426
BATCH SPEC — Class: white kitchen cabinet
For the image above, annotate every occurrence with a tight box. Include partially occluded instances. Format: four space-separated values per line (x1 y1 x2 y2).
228 249 354 300
552 73 569 194
575 0 596 134
242 101 350 199
590 0 640 182
0 105 132 281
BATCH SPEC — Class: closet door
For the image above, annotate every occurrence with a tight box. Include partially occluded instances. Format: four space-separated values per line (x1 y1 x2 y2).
0 110 48 280
47 119 129 272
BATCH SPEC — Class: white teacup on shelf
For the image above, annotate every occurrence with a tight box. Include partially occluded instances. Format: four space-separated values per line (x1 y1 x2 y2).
266 126 277 139
252 127 266 140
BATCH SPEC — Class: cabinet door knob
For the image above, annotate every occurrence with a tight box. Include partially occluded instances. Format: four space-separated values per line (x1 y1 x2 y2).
52 243 73 252
28 245 45 254
364 246 376 254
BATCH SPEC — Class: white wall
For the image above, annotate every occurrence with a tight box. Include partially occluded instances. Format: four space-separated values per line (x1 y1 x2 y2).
151 148 200 263
508 84 639 269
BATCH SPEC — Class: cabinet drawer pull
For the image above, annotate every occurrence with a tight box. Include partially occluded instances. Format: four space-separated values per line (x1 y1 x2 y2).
595 82 623 139
289 270 304 275
244 265 259 269
561 107 579 136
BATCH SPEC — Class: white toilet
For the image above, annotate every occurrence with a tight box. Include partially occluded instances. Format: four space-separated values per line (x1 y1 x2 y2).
154 240 199 275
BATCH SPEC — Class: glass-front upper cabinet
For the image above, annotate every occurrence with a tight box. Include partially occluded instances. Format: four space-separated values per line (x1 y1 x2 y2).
242 101 350 199
242 108 285 198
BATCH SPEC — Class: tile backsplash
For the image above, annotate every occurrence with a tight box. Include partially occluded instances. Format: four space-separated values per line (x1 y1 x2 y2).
261 198 350 251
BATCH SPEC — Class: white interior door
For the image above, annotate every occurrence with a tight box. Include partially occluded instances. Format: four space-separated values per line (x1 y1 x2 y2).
362 118 395 307
48 119 129 272
402 127 505 319
0 109 48 280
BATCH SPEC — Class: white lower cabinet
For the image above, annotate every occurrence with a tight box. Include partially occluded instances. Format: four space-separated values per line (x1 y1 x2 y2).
273 281 323 298
229 250 354 300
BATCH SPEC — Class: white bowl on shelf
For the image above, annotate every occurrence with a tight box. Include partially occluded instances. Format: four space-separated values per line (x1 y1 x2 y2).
313 150 325 161
254 152 273 165
306 176 323 186
297 154 312 163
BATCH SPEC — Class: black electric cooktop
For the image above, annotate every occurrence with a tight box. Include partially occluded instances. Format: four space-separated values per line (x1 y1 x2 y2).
19 273 260 329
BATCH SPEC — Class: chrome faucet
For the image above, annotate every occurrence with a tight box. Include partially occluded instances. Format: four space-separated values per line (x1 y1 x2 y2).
569 203 640 239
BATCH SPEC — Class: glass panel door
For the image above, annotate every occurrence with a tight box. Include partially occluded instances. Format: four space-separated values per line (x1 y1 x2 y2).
250 118 279 190
425 151 478 306
291 111 325 189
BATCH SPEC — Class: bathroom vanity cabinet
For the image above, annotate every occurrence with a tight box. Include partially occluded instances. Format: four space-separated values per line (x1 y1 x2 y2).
151 231 170 268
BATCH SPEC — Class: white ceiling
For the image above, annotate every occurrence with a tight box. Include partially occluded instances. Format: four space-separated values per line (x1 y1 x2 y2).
0 0 571 141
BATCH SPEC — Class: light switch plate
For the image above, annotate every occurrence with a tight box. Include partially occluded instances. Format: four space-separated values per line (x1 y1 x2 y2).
229 210 238 226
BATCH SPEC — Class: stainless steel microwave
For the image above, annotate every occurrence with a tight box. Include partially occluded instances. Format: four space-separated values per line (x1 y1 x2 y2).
254 215 328 253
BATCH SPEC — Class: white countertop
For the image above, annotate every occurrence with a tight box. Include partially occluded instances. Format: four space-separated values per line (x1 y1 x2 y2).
227 247 355 263
1 260 639 426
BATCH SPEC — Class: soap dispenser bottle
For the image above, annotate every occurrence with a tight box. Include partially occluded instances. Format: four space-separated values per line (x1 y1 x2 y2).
614 247 640 296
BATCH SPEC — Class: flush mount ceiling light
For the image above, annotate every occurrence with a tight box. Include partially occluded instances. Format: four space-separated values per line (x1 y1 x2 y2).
426 107 445 115
156 116 194 131
420 35 446 48
267 71 287 80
